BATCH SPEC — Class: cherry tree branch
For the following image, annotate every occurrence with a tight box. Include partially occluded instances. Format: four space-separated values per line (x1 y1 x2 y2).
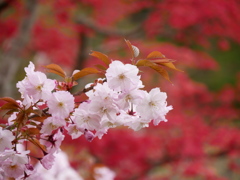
76 16 144 38
0 0 14 13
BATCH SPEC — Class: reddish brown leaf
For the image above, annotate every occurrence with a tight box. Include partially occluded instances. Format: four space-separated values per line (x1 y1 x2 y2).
161 62 184 72
136 59 172 83
15 111 26 124
95 64 107 71
125 39 139 59
5 109 18 115
31 116 48 123
90 51 111 66
44 64 66 78
0 97 19 108
29 138 47 152
150 59 176 63
27 128 40 135
0 103 19 111
72 67 100 80
147 51 166 59
136 59 152 67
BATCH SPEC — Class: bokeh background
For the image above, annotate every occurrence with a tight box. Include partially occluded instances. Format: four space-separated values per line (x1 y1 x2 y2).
0 0 240 179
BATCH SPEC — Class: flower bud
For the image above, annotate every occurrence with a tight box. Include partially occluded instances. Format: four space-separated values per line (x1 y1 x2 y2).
84 129 95 142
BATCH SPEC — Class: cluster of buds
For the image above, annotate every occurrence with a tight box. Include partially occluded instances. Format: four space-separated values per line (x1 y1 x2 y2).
0 40 180 179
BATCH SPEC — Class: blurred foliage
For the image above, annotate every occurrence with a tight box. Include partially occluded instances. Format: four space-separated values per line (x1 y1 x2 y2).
188 41 240 91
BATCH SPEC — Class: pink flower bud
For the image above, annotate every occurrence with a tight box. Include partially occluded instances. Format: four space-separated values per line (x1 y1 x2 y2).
25 163 34 171
84 129 95 142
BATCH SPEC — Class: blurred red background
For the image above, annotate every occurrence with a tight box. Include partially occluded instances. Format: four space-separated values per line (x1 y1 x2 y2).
0 0 240 179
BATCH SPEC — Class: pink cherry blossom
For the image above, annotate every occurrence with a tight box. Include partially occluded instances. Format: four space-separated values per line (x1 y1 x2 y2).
40 153 55 170
136 88 173 125
2 159 25 178
66 124 84 139
41 130 65 153
73 102 101 131
47 91 74 118
40 116 66 135
17 62 55 103
94 166 116 180
0 127 15 152
105 60 143 92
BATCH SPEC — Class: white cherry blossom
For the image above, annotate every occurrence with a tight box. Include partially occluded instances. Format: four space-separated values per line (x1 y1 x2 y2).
136 88 173 125
47 91 74 118
0 127 15 152
105 60 143 92
17 61 55 103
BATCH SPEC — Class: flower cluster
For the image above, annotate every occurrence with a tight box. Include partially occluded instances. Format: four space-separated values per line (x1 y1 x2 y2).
0 43 175 179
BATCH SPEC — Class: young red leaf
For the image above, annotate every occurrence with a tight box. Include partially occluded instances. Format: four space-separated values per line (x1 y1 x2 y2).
151 59 176 63
5 109 18 115
31 116 48 123
0 97 19 108
95 64 107 71
149 64 172 83
27 128 40 136
147 51 166 59
136 59 172 83
44 64 66 78
136 59 152 67
160 62 184 72
72 67 100 80
90 51 111 66
0 103 19 111
28 138 47 152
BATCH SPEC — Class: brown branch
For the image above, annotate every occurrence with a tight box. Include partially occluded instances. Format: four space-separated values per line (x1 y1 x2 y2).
76 16 144 38
74 31 89 70
0 0 38 97
0 0 14 13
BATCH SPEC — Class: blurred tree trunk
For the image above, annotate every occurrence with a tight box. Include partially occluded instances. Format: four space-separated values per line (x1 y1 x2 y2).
0 0 38 97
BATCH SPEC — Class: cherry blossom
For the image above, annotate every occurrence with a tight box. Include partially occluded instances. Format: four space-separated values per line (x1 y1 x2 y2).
0 149 30 179
40 116 66 135
105 60 143 92
47 91 74 118
0 53 173 178
40 153 55 170
40 130 65 153
73 101 101 131
136 88 173 125
17 62 55 103
94 166 116 180
66 124 84 139
0 127 15 152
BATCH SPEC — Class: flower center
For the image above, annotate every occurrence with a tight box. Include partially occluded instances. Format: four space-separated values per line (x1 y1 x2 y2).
58 102 64 107
118 73 126 80
149 101 156 107
36 84 43 91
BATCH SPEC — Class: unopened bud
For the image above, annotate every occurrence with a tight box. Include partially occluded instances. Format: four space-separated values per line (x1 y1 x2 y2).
25 163 34 171
84 129 95 142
